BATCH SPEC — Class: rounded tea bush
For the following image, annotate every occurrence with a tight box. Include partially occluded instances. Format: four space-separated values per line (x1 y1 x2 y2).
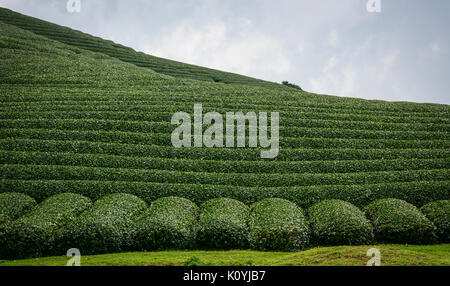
129 196 199 250
249 198 309 251
57 193 147 255
0 193 91 259
308 200 374 246
0 192 36 225
421 200 449 242
364 198 436 244
197 198 250 249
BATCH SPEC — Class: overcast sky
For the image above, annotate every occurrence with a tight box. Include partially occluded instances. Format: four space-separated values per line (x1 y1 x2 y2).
1 0 449 104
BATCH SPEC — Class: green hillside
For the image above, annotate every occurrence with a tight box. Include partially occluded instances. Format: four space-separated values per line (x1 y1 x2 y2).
0 8 449 260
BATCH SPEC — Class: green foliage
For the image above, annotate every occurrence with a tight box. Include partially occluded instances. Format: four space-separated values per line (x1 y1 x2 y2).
421 200 450 242
0 192 36 225
1 179 447 211
307 200 374 246
1 128 449 149
0 193 91 259
1 117 448 140
364 199 437 244
2 150 448 176
56 193 146 255
1 138 448 162
3 110 448 133
129 196 198 250
197 198 250 249
248 198 309 251
1 164 447 190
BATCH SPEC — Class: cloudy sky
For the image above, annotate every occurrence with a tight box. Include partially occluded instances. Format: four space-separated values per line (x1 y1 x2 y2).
1 0 449 104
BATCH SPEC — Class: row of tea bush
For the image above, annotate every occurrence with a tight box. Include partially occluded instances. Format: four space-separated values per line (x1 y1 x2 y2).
0 192 448 259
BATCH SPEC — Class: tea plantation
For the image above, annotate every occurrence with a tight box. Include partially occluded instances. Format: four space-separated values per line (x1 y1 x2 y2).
0 8 449 261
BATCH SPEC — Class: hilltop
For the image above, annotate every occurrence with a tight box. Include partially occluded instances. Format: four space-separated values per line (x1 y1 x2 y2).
0 7 288 89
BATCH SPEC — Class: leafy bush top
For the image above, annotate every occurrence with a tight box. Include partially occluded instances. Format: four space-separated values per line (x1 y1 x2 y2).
249 198 309 251
364 198 436 244
307 199 373 245
421 200 449 242
0 193 91 259
130 196 199 250
197 198 250 249
57 193 147 254
12 192 91 231
0 192 36 225
78 193 147 228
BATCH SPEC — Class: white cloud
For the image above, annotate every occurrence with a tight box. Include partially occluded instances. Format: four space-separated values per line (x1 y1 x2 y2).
322 56 339 73
309 68 357 96
306 42 402 100
382 51 399 66
328 29 339 47
144 20 291 81
431 42 441 53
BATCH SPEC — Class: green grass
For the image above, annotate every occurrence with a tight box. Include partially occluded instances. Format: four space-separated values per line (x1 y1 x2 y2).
1 245 448 266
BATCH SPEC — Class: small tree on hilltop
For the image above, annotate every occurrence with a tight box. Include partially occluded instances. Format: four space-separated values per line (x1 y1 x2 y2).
282 81 303 91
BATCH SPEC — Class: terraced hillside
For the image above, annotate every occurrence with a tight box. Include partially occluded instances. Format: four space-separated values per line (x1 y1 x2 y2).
0 9 449 258
0 10 449 207
0 7 285 89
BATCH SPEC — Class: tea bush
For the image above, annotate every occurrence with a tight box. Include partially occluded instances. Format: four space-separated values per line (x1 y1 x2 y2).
248 198 309 251
197 198 249 249
129 196 199 250
56 193 146 254
1 164 447 189
0 192 36 225
1 179 447 210
307 200 374 246
420 200 449 242
0 193 91 259
364 199 437 244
